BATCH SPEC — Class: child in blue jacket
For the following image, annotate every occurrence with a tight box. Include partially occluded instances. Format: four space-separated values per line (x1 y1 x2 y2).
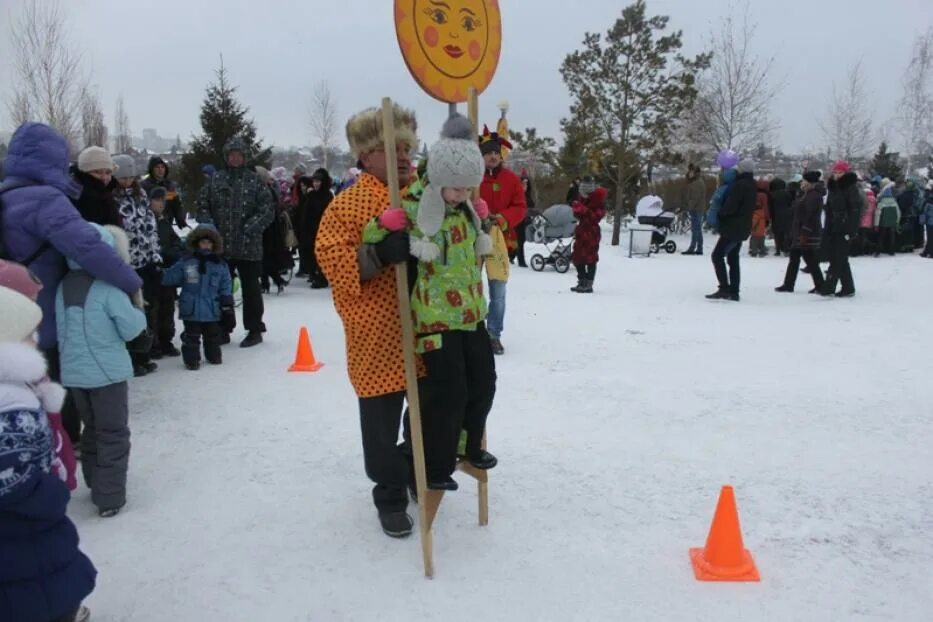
56 224 147 518
162 226 234 370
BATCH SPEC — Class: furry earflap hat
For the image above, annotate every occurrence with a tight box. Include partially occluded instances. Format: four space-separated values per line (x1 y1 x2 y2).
411 114 492 263
346 104 418 157
0 285 42 343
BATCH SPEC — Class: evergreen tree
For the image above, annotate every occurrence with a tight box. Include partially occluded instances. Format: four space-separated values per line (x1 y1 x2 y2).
559 1 711 244
870 142 903 180
180 59 271 208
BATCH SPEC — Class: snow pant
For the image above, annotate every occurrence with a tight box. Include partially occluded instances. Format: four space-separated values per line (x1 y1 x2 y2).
914 217 925 248
575 262 597 282
260 267 286 291
486 279 507 339
877 227 896 255
823 233 855 294
227 259 264 333
130 264 161 368
515 218 529 267
782 249 824 291
52 608 81 622
358 391 411 514
182 321 223 365
416 324 497 480
155 285 177 349
749 236 767 256
688 211 704 252
925 226 933 255
42 347 80 446
711 237 742 294
71 381 130 511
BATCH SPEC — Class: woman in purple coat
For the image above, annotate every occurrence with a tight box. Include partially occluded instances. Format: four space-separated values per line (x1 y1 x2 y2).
0 122 142 442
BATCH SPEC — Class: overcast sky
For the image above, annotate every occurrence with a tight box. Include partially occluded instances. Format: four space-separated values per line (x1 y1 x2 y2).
1 0 931 155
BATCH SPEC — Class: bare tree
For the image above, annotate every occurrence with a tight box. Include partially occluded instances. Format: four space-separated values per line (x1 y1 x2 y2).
897 27 933 172
690 1 780 154
80 86 109 149
113 95 133 154
819 60 874 160
308 81 338 169
6 0 88 149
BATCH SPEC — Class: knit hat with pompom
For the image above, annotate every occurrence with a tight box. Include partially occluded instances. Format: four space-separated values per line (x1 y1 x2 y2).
411 114 492 262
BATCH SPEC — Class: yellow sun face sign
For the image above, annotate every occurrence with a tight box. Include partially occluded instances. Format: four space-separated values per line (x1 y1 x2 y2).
395 0 502 103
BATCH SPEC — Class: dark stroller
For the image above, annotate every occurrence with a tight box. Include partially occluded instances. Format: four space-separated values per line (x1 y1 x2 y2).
526 204 576 273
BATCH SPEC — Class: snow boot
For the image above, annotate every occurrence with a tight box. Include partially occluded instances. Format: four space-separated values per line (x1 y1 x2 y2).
240 331 263 348
427 476 459 491
99 502 125 518
185 361 200 371
705 288 730 300
161 343 181 357
490 338 504 355
379 511 414 538
578 279 594 293
775 285 793 293
570 276 585 292
468 450 498 470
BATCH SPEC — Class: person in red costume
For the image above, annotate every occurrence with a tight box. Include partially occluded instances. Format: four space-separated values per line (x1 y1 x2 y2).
479 126 527 262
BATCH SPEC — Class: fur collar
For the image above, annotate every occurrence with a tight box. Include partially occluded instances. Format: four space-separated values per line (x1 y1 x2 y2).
0 342 65 412
829 172 859 191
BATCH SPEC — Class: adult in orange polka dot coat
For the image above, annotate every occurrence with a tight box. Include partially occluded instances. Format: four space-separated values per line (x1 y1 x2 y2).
315 104 420 538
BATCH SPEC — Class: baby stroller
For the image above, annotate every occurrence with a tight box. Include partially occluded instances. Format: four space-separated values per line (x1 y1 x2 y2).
635 195 677 254
527 204 576 273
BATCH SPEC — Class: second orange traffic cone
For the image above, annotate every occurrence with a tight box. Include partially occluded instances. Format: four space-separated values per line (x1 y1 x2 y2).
689 485 760 582
288 326 323 372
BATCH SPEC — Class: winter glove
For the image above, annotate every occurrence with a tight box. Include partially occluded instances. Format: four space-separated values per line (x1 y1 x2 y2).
473 198 490 220
219 295 236 333
378 208 408 232
374 231 411 266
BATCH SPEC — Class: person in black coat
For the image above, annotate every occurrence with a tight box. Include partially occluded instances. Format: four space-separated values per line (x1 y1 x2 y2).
769 178 793 256
707 159 757 301
775 171 826 293
515 173 536 268
71 147 123 227
821 162 860 297
299 168 333 288
141 156 187 230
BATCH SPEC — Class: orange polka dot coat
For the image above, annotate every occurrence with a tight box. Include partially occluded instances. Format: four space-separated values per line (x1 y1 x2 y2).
316 173 416 398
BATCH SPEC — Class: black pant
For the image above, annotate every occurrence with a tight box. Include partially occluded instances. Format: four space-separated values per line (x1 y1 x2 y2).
417 324 497 479
359 391 411 514
877 227 896 255
51 608 80 622
227 260 264 333
516 218 529 267
155 285 177 348
43 347 80 445
925 226 933 255
824 233 855 294
711 237 742 293
773 229 790 255
260 269 286 291
782 249 824 290
182 321 223 365
575 262 597 281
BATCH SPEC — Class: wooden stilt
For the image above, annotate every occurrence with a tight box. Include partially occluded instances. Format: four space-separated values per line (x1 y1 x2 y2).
380 98 435 578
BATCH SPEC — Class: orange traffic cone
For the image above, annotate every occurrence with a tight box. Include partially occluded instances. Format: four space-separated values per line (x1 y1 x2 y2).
689 485 760 582
288 326 323 372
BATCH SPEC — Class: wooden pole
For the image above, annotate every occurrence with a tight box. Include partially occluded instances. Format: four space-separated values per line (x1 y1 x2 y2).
466 86 489 527
380 97 437 579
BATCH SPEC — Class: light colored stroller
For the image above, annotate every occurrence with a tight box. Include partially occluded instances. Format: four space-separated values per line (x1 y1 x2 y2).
526 204 576 273
635 195 678 254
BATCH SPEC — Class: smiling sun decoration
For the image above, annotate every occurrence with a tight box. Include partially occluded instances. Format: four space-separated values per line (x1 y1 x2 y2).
395 0 502 103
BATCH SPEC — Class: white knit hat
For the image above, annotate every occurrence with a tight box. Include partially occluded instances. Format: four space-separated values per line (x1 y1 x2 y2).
78 146 114 173
411 114 492 262
0 285 42 343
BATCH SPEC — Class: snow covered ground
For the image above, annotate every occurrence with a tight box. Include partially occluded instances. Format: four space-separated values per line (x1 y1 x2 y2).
70 233 933 621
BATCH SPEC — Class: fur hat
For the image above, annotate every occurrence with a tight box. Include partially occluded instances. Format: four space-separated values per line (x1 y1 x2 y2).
77 146 114 173
411 115 491 263
737 158 756 174
0 285 42 343
346 104 417 157
187 225 224 255
803 170 822 183
112 154 137 178
0 259 43 301
224 136 250 157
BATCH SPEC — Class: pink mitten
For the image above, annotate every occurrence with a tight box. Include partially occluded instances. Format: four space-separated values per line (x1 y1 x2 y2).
378 208 408 231
473 198 490 219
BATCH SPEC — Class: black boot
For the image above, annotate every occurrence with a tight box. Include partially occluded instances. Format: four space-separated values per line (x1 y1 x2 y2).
578 279 594 293
378 511 414 538
240 331 263 348
705 288 729 300
468 450 498 470
570 276 585 292
427 476 459 491
775 285 793 292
